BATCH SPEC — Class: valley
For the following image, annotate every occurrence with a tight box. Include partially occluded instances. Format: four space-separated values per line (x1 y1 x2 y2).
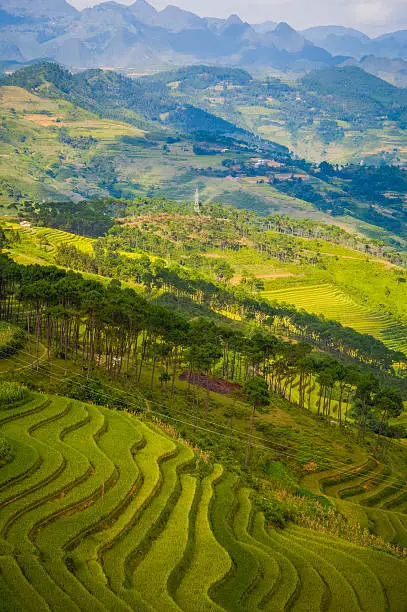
1 62 407 247
0 2 407 608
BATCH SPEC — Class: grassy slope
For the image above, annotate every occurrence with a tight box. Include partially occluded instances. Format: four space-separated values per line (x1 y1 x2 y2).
199 87 407 166
187 226 407 356
2 85 405 248
0 86 145 204
0 392 406 611
2 218 407 541
3 218 407 357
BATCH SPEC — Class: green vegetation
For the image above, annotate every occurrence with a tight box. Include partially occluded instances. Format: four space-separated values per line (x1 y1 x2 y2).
1 62 407 246
0 59 407 609
0 392 404 611
0 322 25 359
0 380 28 405
262 284 407 356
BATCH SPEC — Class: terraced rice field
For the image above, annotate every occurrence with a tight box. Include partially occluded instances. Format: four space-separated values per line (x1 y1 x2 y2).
0 393 406 610
23 227 95 255
263 283 407 356
302 458 407 550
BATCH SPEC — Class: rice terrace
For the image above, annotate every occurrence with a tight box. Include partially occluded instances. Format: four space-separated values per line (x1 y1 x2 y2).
1 0 407 609
1 391 407 612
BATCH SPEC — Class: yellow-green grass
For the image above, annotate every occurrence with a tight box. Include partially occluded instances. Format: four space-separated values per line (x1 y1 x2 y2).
253 510 340 611
22 226 95 255
301 454 407 550
232 488 303 610
302 457 404 510
262 283 407 356
75 419 175 608
0 556 49 612
33 407 141 610
250 512 300 609
282 527 387 610
7 223 160 269
236 105 283 133
271 526 361 611
0 86 146 205
175 464 231 612
132 474 196 611
0 397 96 611
288 525 407 611
0 86 144 141
118 442 194 610
210 473 264 612
0 323 17 348
0 395 51 489
65 120 144 141
1 392 407 611
0 339 47 374
0 396 71 512
101 429 184 590
253 513 407 610
0 86 88 116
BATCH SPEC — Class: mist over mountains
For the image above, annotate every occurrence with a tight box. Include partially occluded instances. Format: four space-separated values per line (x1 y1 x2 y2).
0 0 406 84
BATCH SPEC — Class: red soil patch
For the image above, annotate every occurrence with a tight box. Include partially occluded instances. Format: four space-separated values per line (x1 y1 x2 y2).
179 371 242 395
24 114 62 126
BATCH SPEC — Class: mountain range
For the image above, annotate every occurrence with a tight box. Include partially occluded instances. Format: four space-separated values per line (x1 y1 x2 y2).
0 0 406 84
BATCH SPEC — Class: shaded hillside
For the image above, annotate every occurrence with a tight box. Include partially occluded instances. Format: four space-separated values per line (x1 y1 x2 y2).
1 63 407 246
302 67 407 125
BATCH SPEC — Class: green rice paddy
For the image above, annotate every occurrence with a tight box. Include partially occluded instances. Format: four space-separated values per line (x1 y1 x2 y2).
263 283 407 356
0 393 406 610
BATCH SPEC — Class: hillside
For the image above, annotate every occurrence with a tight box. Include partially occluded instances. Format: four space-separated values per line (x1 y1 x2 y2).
181 65 407 165
7 197 407 358
1 389 406 611
1 6 407 607
1 161 407 610
1 63 407 248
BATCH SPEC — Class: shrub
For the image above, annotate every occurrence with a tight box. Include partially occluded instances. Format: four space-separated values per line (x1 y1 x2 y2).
59 376 138 410
254 493 299 528
263 460 297 489
0 381 28 406
0 324 25 359
0 434 10 459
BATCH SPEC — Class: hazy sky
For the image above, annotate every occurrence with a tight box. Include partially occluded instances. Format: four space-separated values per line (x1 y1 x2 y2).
69 0 406 35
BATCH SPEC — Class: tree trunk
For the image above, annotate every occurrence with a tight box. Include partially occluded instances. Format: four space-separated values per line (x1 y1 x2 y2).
245 405 256 467
205 372 210 418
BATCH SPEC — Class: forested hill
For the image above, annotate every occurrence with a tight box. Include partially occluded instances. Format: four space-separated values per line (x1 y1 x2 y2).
1 62 407 249
302 66 406 102
5 196 407 367
0 62 255 141
302 67 407 125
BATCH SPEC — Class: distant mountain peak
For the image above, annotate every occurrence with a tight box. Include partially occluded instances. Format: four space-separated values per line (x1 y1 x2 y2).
0 0 78 18
251 21 277 34
273 22 297 36
132 0 156 7
96 1 125 9
156 4 204 32
129 0 158 22
226 14 243 25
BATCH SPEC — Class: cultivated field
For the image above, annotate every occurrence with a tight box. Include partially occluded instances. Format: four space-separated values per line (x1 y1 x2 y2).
263 283 407 356
302 458 407 551
0 393 406 611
